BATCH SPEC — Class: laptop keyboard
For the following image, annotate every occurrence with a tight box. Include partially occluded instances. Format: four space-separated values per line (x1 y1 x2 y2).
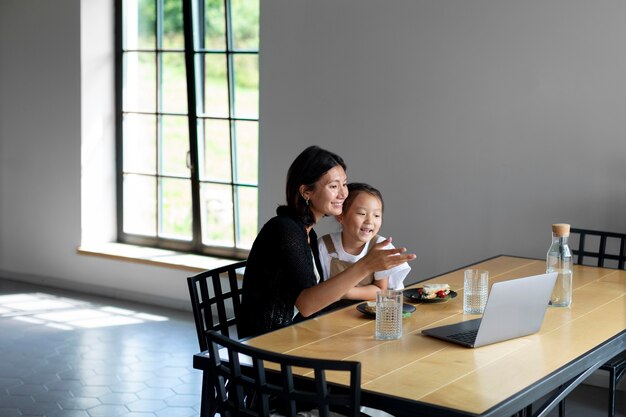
447 329 479 344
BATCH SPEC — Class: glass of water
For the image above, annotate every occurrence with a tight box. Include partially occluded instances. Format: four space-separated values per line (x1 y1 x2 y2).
375 290 403 340
463 269 489 314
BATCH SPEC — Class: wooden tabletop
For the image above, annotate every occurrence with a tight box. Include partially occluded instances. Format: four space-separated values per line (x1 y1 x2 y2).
243 256 626 416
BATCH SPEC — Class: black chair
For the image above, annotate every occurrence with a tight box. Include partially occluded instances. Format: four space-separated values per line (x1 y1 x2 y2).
570 228 626 417
203 330 362 417
188 260 247 416
188 260 247 348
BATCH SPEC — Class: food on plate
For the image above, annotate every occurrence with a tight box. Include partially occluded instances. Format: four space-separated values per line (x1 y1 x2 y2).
364 301 377 314
420 283 451 299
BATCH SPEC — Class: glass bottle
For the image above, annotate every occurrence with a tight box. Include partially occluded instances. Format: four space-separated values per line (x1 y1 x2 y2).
546 223 573 307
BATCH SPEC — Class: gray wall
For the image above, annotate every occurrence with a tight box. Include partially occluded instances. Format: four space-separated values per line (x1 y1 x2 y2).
1 0 625 310
260 0 626 283
0 0 191 309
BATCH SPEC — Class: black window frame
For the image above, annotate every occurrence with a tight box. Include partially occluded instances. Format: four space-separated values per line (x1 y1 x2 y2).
115 0 258 260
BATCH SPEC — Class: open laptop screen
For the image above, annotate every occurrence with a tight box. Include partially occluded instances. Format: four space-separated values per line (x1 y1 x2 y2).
422 272 557 347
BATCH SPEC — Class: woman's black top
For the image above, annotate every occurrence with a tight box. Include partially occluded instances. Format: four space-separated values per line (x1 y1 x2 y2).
238 206 324 338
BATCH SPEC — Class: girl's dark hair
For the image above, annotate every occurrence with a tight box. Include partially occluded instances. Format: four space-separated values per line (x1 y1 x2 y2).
285 145 347 227
343 182 384 213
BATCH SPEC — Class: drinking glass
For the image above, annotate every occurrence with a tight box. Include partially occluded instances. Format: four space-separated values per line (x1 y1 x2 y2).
463 269 489 314
375 290 403 340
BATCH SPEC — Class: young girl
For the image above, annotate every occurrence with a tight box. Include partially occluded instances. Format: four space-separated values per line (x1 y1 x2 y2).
318 183 411 301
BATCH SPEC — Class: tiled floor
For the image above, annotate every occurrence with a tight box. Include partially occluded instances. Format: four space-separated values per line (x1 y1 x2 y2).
0 277 623 417
0 278 202 417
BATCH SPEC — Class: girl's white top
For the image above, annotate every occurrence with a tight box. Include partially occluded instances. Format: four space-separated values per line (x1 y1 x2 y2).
317 232 411 290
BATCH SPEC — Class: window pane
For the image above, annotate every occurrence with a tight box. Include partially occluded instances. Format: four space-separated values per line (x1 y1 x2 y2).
200 183 234 247
162 0 184 49
124 52 156 112
124 0 156 49
123 114 156 174
204 0 226 50
235 186 257 249
231 0 259 51
161 52 188 113
161 115 190 177
233 54 258 119
201 119 231 182
203 54 229 117
123 174 156 235
233 120 257 184
160 177 192 239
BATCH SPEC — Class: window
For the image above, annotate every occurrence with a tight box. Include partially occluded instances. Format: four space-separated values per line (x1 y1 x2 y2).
116 0 259 259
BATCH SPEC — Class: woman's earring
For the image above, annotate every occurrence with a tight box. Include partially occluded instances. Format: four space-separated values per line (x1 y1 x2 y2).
305 198 310 206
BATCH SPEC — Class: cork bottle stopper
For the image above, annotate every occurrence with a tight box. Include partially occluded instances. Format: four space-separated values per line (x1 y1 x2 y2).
552 223 570 236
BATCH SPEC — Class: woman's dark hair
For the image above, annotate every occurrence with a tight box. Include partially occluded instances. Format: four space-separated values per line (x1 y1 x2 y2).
285 145 347 227
343 182 384 213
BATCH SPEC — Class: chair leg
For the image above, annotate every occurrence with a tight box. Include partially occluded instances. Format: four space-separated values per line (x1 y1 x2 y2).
200 374 217 417
608 367 616 417
558 398 565 417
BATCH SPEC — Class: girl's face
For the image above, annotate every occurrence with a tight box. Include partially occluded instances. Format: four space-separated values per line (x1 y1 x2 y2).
338 192 383 245
304 165 348 223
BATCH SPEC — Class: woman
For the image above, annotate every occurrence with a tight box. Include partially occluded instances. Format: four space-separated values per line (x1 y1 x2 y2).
239 146 415 338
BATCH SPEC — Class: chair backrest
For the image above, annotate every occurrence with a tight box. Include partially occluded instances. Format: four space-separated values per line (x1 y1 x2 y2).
188 260 247 350
204 330 361 417
570 228 626 269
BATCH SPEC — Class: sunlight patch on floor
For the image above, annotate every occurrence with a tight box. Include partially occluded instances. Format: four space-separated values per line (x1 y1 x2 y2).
0 292 168 330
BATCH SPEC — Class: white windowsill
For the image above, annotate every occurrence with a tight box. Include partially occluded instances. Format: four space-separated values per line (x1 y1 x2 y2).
77 242 242 272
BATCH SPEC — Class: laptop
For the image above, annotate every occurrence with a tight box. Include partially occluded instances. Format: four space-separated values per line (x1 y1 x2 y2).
421 272 557 348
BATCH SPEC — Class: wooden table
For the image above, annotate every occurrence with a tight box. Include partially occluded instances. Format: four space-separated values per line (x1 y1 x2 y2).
199 256 626 416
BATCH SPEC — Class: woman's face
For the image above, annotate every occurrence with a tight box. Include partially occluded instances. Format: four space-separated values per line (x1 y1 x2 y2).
338 192 383 246
304 165 348 223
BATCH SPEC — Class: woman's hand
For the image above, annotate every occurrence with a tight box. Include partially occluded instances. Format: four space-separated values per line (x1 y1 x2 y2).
359 237 416 273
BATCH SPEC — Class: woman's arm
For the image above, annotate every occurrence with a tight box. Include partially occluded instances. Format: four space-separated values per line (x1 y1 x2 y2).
342 277 388 301
296 238 415 316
